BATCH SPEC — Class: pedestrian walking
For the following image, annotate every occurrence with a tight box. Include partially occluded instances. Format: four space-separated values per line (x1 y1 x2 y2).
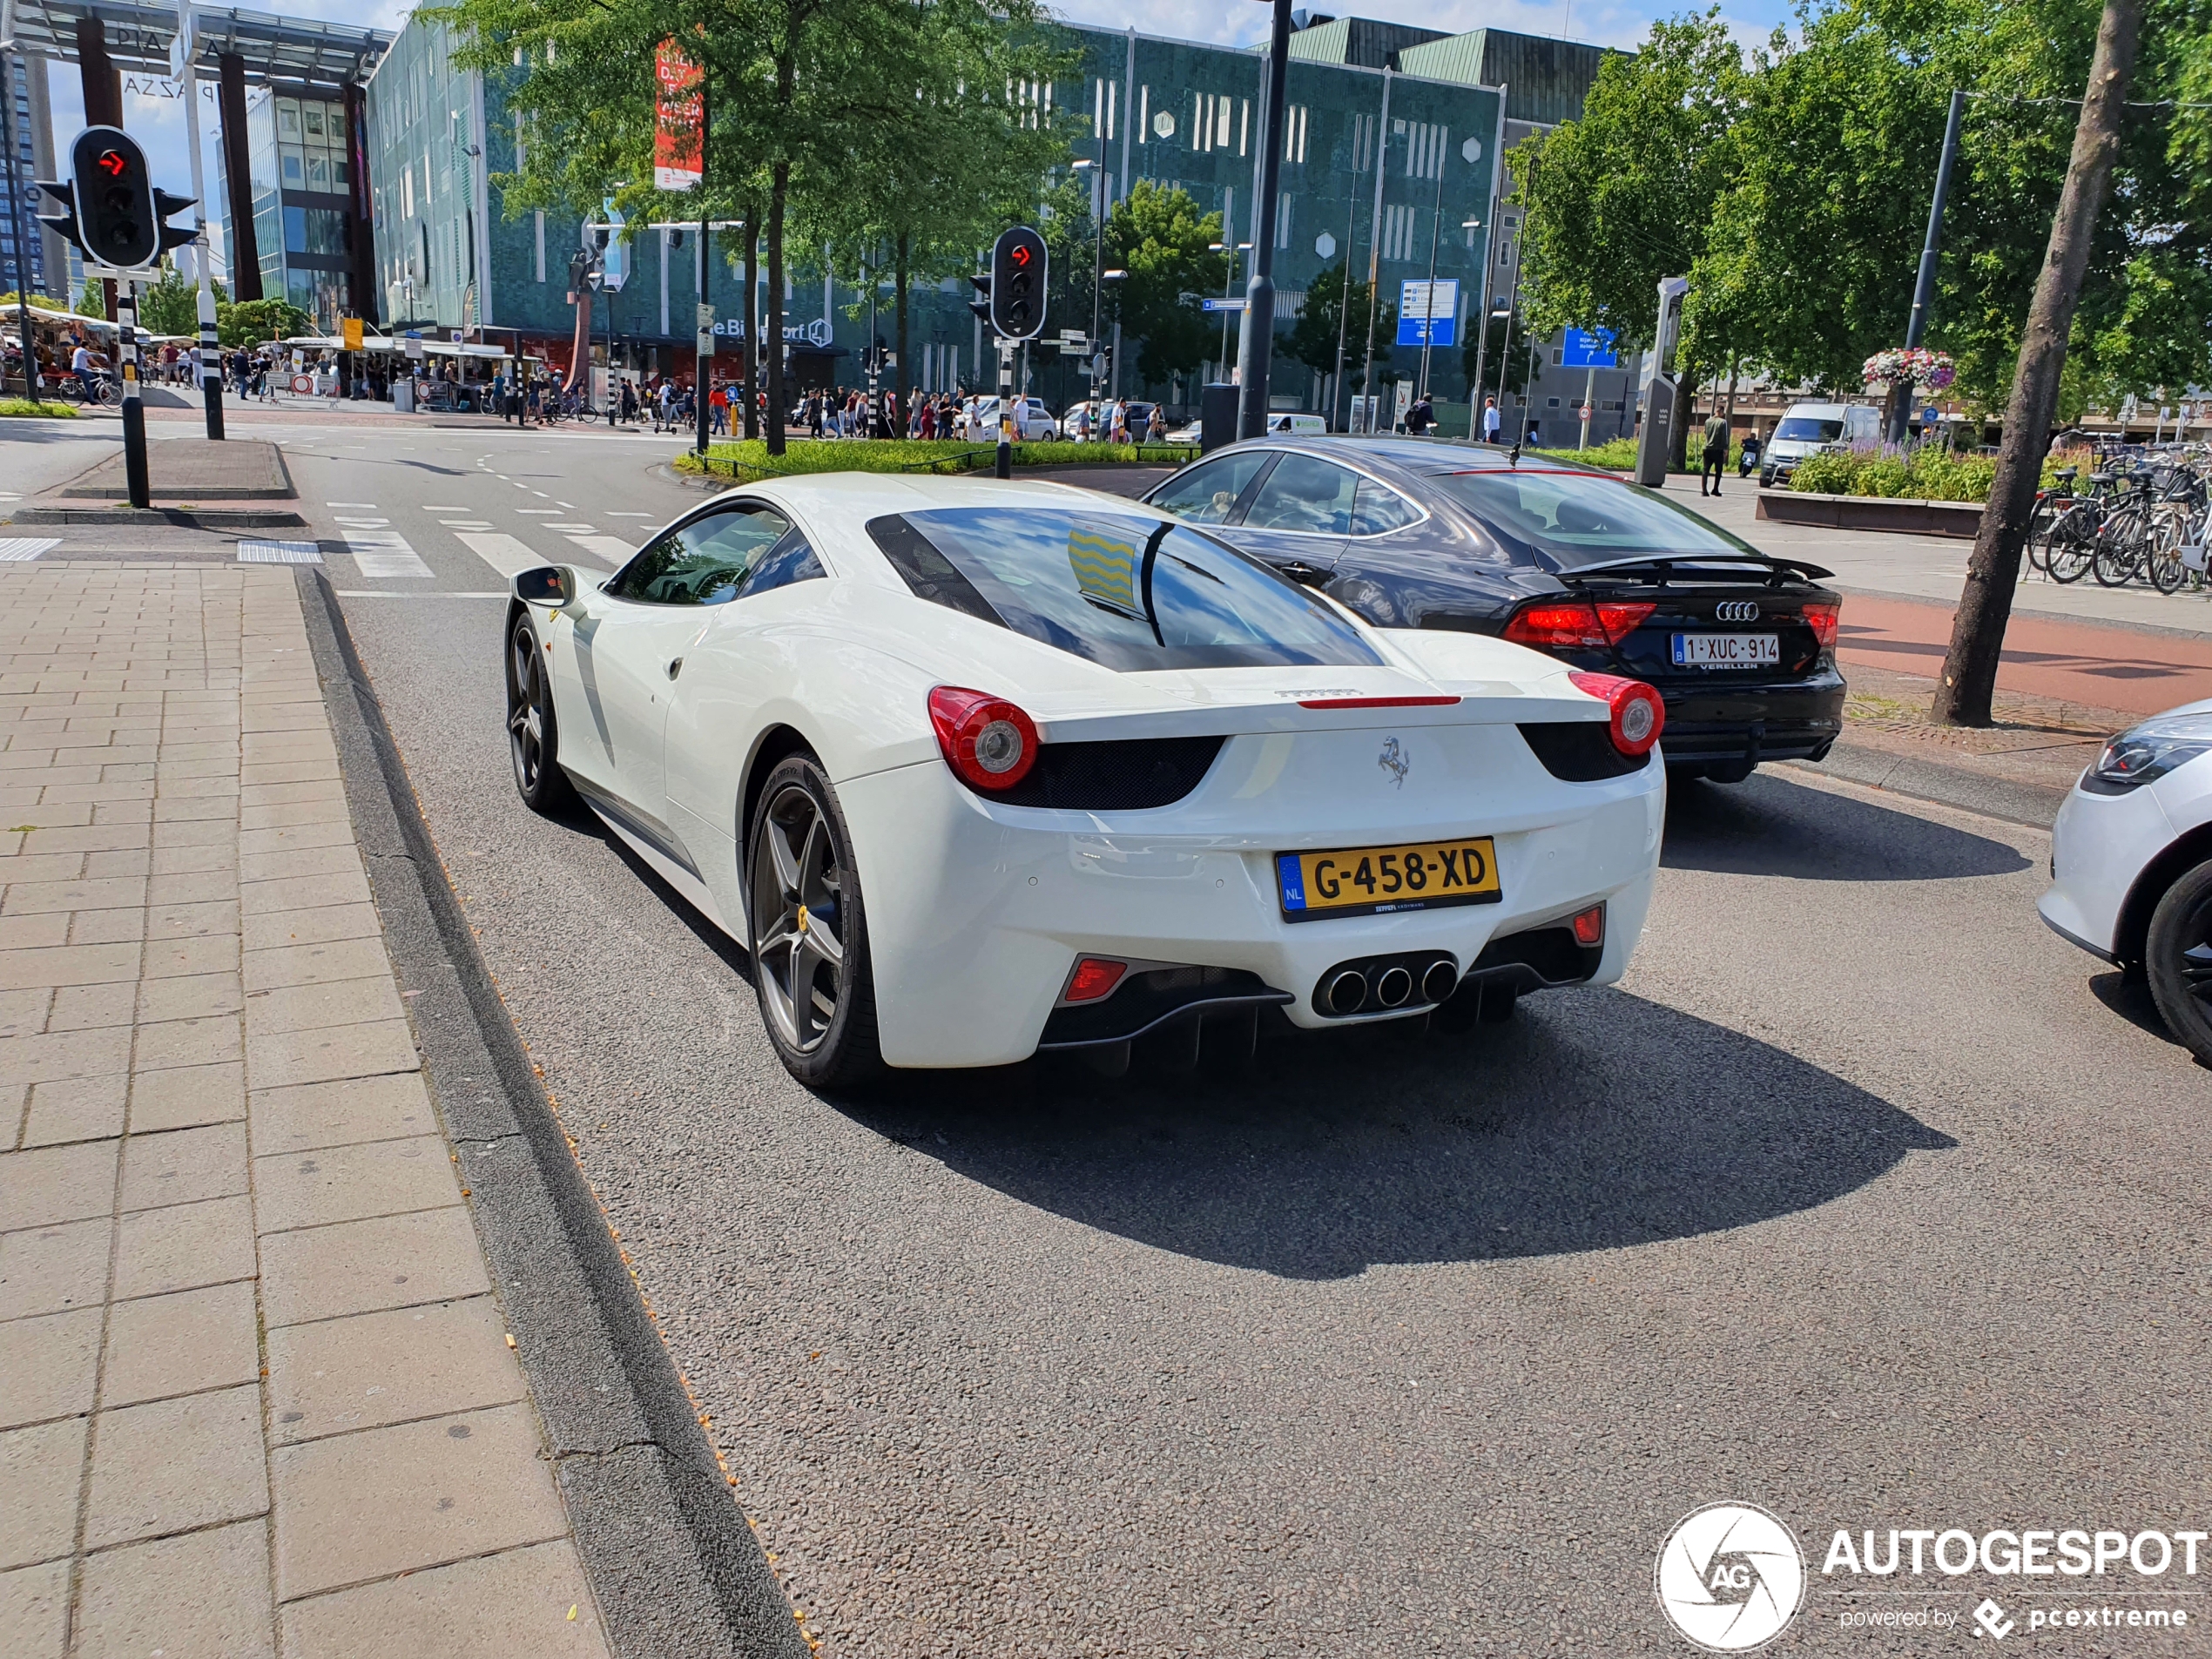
709 382 729 435
1146 404 1166 444
1406 394 1434 435
1481 396 1501 444
1701 408 1730 497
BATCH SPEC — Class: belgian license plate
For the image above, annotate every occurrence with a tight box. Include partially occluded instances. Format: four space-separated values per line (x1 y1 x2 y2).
1672 631 1779 668
1277 837 1501 921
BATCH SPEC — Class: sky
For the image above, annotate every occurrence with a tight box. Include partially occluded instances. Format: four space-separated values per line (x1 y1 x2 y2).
36 0 1797 285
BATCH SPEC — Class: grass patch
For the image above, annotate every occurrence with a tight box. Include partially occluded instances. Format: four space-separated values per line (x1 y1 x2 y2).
0 397 77 418
676 436 1199 483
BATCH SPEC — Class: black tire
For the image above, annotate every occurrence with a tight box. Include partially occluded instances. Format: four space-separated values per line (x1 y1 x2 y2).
505 610 576 814
2145 859 2212 1067
746 755 884 1088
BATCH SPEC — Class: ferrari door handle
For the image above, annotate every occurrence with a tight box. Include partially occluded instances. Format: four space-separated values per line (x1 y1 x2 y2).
667 658 683 679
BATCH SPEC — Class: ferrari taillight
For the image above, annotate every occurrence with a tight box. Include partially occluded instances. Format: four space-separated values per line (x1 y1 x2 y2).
1802 600 1840 650
1503 600 1656 650
1567 671 1666 758
928 685 1040 792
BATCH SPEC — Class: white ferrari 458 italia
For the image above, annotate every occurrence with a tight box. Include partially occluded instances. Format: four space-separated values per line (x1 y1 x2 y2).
502 475 1667 1085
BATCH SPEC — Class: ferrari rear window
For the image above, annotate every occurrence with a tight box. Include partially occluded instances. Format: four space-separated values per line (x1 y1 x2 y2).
867 509 1382 671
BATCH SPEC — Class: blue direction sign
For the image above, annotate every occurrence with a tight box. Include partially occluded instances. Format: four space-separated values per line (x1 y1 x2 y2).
1561 327 1617 369
1202 296 1245 314
1395 279 1460 347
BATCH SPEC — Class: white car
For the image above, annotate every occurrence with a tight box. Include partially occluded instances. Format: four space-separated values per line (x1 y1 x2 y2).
965 395 1059 441
502 475 1668 1084
2040 699 2212 1062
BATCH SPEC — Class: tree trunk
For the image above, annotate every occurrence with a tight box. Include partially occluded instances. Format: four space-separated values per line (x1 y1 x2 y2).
1934 0 2142 726
1723 353 1739 450
1668 364 1696 475
741 206 759 442
894 230 910 440
766 166 788 455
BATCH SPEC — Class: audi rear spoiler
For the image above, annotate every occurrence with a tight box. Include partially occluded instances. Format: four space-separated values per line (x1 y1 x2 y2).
1548 552 1835 585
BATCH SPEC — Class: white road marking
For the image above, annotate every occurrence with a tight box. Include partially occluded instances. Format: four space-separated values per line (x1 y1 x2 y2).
565 536 635 566
335 590 507 598
344 524 435 578
327 501 377 508
545 523 595 532
516 509 560 515
455 534 544 577
418 504 473 511
238 541 323 564
0 538 60 561
606 512 655 518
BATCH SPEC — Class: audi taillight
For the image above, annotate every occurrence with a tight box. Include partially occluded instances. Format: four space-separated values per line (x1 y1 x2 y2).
1568 671 1665 758
1502 599 1656 650
1802 600 1840 651
928 685 1040 792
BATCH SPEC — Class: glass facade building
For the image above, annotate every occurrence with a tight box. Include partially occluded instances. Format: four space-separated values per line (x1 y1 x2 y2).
359 12 1609 421
236 84 362 327
0 53 58 302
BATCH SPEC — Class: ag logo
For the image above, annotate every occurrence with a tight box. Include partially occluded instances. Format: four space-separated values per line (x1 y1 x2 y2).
1655 1502 1804 1652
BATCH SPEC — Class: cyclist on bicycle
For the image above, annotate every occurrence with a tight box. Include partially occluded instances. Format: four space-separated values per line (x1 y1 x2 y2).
69 338 99 401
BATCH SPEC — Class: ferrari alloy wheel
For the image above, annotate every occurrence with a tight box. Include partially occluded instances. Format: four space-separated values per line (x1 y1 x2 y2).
506 612 575 814
747 755 882 1088
2146 858 2212 1067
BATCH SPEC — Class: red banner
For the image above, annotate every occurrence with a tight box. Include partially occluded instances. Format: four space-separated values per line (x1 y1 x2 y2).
655 39 704 191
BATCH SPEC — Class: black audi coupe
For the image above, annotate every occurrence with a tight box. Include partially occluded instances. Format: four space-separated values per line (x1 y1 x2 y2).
1143 436 1844 781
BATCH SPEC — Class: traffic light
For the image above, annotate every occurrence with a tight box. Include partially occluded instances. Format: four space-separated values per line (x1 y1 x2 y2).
967 271 992 327
42 129 193 271
988 226 1048 341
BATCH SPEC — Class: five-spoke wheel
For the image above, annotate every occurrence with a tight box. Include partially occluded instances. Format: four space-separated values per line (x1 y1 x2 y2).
747 755 880 1086
2148 858 2212 1066
506 612 574 813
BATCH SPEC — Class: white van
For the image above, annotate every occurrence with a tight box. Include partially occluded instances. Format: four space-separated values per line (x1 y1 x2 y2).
1758 401 1880 487
1264 412 1330 436
966 395 1059 441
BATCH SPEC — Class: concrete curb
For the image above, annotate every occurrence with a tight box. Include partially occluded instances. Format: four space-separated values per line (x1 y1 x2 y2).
10 504 309 527
293 567 809 1659
1757 489 1984 538
1791 736 2071 829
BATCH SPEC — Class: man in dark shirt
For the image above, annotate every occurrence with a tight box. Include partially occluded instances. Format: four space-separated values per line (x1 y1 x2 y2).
1701 410 1730 496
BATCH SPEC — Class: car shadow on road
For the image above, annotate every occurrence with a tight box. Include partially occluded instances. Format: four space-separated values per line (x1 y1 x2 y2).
842 987 1952 1279
1662 770 2031 880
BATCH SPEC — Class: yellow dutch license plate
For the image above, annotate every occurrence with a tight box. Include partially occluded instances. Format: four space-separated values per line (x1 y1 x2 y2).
1276 837 1501 921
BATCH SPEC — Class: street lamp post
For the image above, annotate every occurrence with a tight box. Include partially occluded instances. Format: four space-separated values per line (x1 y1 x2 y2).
1208 240 1251 381
1073 158 1106 412
1238 0 1294 440
1414 143 1450 401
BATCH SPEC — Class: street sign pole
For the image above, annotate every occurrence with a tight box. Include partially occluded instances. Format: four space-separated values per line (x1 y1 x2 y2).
118 281 149 509
172 18 223 440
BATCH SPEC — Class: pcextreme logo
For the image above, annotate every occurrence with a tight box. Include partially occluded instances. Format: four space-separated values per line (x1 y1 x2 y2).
1656 1502 1807 1652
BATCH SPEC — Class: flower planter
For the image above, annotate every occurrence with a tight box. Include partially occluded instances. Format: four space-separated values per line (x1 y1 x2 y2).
1756 489 1985 539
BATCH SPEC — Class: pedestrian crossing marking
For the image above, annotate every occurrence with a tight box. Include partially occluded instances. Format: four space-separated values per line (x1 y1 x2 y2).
0 538 59 562
564 536 635 566
345 529 435 579
238 541 324 564
455 534 546 578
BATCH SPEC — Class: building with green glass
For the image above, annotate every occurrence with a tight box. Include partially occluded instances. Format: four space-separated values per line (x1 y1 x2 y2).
360 10 1612 428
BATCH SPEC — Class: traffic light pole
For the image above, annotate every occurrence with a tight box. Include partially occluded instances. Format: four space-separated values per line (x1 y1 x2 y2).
995 338 1014 479
695 216 711 456
117 284 150 509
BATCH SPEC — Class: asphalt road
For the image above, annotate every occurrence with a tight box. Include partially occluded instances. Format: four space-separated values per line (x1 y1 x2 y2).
274 428 2209 1656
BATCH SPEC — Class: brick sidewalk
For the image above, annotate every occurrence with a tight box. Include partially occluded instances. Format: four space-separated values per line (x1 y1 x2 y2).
0 566 611 1657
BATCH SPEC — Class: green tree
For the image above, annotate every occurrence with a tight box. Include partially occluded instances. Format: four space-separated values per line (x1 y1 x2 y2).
1511 12 1749 362
1461 311 1533 401
75 278 105 319
216 298 310 348
1102 180 1225 391
799 0 1075 421
136 260 228 337
1286 261 1396 386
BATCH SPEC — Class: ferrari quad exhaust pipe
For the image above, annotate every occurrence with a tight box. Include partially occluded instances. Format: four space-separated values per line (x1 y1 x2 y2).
1323 968 1368 1016
1373 965 1414 1008
1422 960 1460 1004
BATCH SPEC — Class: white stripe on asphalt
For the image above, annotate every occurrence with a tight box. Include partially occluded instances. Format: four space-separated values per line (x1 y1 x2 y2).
455 533 546 578
564 536 634 565
334 590 508 599
327 501 377 508
0 538 59 562
238 541 323 564
345 530 435 579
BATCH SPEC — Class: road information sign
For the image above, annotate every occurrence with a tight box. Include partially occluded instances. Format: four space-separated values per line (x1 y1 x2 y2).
1561 327 1619 369
1395 279 1459 347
